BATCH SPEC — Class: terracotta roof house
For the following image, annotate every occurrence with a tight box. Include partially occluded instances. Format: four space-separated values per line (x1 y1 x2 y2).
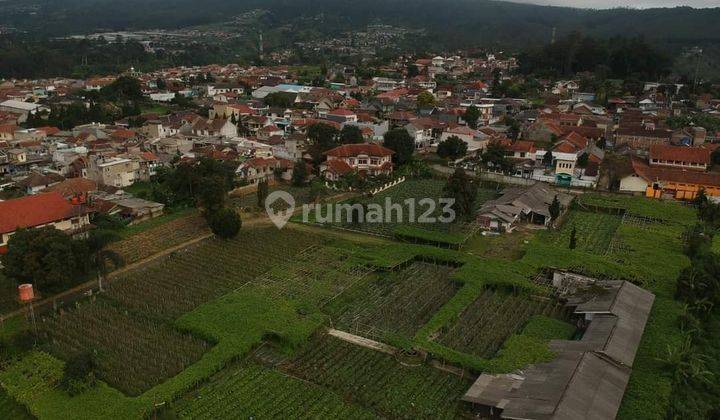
16 172 65 194
43 178 98 202
236 156 293 184
0 192 91 253
620 156 720 200
321 143 394 181
648 144 712 171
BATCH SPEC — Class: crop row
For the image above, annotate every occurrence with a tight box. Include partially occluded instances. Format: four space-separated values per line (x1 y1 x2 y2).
550 211 622 254
39 299 209 396
285 334 472 419
440 288 570 358
106 227 323 321
335 262 459 339
108 214 210 264
252 245 375 308
174 361 373 419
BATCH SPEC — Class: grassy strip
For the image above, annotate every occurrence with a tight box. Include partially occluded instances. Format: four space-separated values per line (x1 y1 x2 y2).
393 225 466 248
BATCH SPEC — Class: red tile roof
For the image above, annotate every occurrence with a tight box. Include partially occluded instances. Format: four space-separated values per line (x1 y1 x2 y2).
324 159 354 175
44 178 98 198
631 157 720 187
509 141 537 153
649 145 711 165
0 192 83 234
325 143 394 158
328 108 356 116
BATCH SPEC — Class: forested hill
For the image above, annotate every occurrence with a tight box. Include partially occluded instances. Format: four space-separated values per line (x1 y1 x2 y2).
2 0 720 47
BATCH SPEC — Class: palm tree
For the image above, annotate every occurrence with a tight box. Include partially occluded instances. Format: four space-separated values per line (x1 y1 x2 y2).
86 230 124 292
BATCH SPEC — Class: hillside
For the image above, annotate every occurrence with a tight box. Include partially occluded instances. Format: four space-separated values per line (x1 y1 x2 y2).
1 0 719 47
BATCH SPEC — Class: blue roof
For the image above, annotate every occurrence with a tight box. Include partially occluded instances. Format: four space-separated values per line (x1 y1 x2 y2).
276 84 306 93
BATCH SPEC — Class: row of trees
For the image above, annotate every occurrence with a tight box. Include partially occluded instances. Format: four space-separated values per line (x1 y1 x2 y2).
666 191 720 418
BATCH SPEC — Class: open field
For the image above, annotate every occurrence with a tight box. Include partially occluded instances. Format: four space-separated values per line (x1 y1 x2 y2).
285 334 473 419
548 210 622 254
174 361 374 419
439 289 572 358
334 261 459 340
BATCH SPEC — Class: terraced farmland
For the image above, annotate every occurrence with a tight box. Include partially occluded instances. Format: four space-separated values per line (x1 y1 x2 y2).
38 227 324 397
285 334 472 419
174 361 374 419
550 211 622 254
40 299 209 396
105 227 323 321
440 288 572 358
335 262 459 339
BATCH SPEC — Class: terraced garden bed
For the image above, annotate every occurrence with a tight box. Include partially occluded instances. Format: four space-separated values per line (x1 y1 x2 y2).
334 262 459 340
439 288 572 358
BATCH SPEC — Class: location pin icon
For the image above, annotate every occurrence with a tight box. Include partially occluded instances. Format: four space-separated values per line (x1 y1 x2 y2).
265 190 296 229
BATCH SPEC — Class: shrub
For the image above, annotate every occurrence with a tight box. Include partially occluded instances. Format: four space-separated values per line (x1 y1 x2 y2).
61 352 97 396
208 208 242 239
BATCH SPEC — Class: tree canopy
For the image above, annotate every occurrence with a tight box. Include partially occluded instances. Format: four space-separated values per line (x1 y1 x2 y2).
383 128 415 166
437 136 468 161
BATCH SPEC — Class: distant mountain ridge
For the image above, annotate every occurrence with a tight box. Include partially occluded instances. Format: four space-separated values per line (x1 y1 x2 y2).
1 0 719 47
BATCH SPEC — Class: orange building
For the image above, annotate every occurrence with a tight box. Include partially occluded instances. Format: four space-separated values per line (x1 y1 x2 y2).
625 157 720 200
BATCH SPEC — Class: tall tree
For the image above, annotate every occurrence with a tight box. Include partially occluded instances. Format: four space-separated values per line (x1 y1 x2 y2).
257 179 269 208
443 167 478 221
383 128 415 166
464 105 481 129
549 195 561 223
339 125 364 144
416 91 436 109
292 160 308 186
307 123 340 164
208 208 242 239
437 136 468 160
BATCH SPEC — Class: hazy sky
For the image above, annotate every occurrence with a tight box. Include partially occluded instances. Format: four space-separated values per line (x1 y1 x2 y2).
507 0 720 8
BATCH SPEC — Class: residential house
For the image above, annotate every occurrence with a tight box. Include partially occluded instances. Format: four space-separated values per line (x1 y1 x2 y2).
320 143 394 181
439 125 489 155
325 108 358 124
191 118 237 138
615 125 672 150
16 172 65 195
0 192 91 253
648 145 712 171
476 184 573 231
236 156 293 184
87 156 140 188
